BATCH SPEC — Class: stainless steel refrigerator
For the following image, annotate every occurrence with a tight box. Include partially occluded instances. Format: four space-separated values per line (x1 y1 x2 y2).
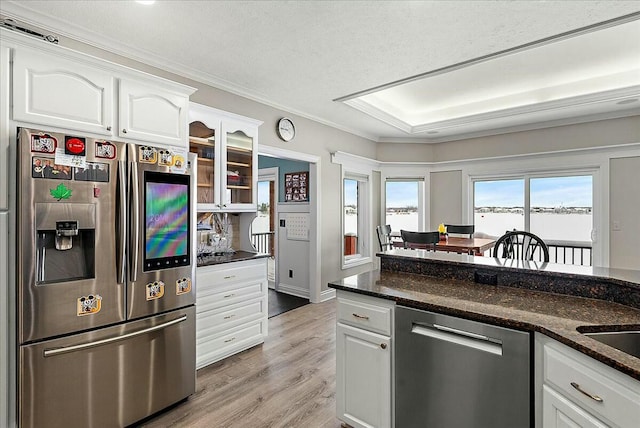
17 127 196 428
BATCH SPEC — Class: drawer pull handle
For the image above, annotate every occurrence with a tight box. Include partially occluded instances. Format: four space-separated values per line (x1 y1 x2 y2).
224 337 236 343
224 293 235 298
224 275 236 279
380 343 387 350
352 313 370 320
570 382 603 403
224 315 235 319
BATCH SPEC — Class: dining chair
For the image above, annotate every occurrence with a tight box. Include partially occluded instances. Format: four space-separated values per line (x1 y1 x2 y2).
400 230 439 251
376 225 394 251
493 230 549 262
445 224 475 238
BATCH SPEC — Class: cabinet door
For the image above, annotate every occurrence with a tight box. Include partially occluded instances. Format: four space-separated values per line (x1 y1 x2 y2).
221 119 257 211
189 118 222 210
543 386 608 428
336 323 391 428
13 48 114 136
119 79 188 148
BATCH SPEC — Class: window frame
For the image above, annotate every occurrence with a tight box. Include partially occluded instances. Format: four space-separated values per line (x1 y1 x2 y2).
341 169 372 269
469 167 599 261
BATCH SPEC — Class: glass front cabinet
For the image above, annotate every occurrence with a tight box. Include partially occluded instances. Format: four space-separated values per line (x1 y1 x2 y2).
188 103 262 212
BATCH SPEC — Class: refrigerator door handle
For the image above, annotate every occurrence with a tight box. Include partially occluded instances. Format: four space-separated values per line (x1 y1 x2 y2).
116 160 127 284
130 157 140 282
43 315 188 357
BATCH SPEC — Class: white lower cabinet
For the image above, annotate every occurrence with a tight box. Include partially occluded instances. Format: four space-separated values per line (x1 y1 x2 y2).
543 385 608 428
336 291 394 428
195 258 267 369
537 334 640 428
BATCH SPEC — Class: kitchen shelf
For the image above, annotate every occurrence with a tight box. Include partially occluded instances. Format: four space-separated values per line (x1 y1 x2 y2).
227 161 250 168
197 158 214 164
197 183 212 187
227 185 251 190
190 137 215 147
227 146 252 154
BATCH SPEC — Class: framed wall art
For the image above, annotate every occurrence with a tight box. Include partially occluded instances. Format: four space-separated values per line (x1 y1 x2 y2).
284 171 308 202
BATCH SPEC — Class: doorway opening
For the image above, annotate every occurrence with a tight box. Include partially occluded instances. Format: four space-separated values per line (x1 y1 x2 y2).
252 168 278 289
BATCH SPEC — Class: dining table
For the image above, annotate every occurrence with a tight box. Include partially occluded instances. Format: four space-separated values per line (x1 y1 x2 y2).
393 236 496 256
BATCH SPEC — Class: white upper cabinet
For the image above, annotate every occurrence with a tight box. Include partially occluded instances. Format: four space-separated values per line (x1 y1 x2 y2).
4 28 195 148
118 79 188 148
188 102 262 212
12 47 114 136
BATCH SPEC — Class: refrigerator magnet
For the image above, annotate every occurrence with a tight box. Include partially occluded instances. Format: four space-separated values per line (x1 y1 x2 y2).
176 278 192 295
95 141 116 159
30 133 57 153
158 149 174 166
77 295 102 316
146 281 165 300
139 146 158 164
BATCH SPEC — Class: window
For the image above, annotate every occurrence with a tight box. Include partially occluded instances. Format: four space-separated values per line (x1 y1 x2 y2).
385 179 425 233
343 172 371 267
473 173 594 265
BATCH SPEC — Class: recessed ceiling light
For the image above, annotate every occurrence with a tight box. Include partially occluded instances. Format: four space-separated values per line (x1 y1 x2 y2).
135 1 155 5
616 98 638 105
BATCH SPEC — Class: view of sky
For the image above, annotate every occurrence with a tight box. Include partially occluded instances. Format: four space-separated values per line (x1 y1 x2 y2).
344 179 358 206
385 181 419 208
474 176 593 208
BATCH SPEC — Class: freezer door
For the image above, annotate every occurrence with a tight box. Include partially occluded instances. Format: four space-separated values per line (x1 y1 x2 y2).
20 306 196 428
127 144 196 320
17 128 127 343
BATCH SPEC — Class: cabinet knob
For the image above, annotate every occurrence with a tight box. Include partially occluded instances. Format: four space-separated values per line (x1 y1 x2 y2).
380 343 387 350
106 126 112 131
122 129 127 134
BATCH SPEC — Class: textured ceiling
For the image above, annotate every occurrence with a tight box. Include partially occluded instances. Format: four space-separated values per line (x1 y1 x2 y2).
1 1 639 142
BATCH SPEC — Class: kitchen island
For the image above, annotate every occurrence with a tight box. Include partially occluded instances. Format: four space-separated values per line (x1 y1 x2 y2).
329 249 640 428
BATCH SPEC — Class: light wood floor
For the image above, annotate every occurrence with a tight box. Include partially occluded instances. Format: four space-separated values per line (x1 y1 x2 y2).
140 299 343 428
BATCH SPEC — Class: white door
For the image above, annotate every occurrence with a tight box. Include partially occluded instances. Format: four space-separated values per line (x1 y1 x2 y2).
336 323 391 428
542 386 608 428
12 48 114 136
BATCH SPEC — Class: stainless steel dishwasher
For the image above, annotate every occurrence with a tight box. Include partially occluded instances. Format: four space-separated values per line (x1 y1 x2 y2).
395 306 531 428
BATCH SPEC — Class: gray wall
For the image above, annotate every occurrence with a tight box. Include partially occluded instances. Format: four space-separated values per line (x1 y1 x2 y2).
429 170 462 230
610 156 640 270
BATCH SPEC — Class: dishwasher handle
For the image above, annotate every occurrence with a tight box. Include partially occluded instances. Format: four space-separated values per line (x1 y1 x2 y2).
411 322 503 356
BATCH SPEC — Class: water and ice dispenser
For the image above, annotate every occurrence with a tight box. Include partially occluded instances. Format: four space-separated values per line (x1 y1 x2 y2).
35 203 96 284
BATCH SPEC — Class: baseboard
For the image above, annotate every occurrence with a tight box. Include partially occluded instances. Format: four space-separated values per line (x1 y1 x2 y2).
319 288 336 302
276 283 310 299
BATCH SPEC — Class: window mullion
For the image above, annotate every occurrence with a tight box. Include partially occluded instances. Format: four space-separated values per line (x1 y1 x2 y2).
524 176 531 232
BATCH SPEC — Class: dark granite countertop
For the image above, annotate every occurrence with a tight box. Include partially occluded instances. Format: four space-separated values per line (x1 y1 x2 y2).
196 250 269 267
329 256 640 381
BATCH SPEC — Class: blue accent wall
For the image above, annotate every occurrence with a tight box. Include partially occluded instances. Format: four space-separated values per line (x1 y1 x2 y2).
258 155 310 203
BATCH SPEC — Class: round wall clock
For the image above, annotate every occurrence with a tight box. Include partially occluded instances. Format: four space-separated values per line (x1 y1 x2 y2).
277 117 296 142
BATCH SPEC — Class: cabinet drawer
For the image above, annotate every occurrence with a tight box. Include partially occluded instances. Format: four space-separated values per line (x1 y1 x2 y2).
197 299 264 339
197 282 263 313
337 297 392 336
544 343 640 427
197 260 266 288
196 320 265 369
